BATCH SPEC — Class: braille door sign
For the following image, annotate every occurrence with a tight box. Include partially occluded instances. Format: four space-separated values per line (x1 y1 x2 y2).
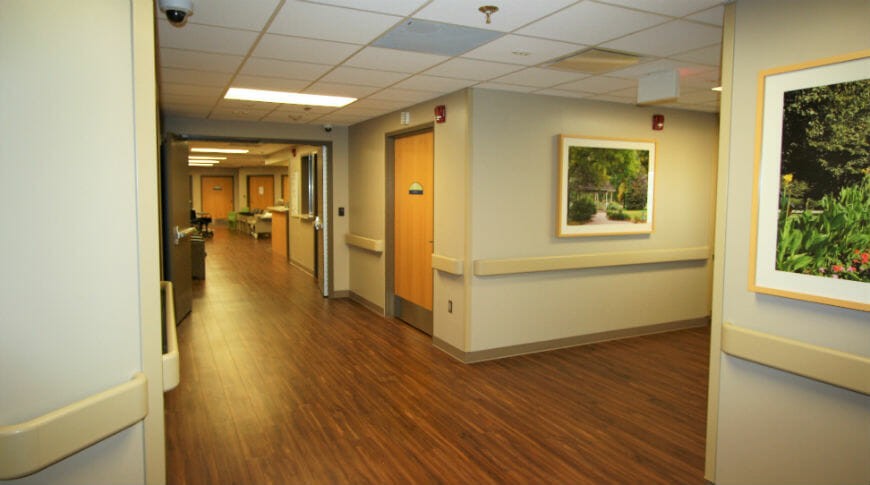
409 182 423 195
258 186 264 195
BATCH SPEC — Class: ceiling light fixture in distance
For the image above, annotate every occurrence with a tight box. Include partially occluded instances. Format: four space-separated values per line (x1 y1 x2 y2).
225 87 356 107
188 162 217 166
188 159 221 164
190 148 249 154
711 86 723 92
189 155 227 160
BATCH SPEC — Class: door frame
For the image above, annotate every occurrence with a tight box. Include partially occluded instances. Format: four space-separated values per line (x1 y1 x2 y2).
164 135 335 298
384 123 434 319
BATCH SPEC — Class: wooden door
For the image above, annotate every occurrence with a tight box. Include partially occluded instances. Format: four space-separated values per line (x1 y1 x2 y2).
394 131 434 312
201 175 233 219
247 175 274 210
161 136 193 323
281 174 289 203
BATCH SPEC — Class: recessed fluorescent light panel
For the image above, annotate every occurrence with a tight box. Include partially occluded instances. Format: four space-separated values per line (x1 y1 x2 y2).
190 148 249 154
373 19 502 56
189 155 227 160
189 162 216 166
546 48 642 74
225 87 356 107
188 159 221 164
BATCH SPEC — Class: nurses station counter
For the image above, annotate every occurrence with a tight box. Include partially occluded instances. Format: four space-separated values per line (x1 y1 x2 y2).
268 206 288 258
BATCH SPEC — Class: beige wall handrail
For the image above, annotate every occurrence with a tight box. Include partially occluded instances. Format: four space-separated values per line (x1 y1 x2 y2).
161 281 180 392
432 254 464 275
473 246 710 276
345 233 384 253
722 322 870 395
0 373 148 480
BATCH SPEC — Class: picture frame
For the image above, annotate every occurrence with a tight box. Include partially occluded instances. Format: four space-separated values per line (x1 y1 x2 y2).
557 135 656 237
748 50 870 312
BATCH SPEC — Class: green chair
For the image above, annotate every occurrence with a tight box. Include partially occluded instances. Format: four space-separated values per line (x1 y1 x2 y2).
227 211 238 231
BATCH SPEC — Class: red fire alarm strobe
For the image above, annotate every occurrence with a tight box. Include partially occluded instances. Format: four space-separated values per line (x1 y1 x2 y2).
652 114 664 130
435 105 446 123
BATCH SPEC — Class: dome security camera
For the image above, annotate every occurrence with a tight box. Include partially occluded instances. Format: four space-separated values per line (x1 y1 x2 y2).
159 0 193 26
323 124 333 133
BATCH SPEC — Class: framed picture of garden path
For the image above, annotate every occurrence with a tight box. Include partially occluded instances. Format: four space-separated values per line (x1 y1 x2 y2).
749 50 870 312
557 135 656 237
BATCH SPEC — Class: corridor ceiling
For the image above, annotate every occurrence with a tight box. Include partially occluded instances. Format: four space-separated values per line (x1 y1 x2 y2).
157 0 724 126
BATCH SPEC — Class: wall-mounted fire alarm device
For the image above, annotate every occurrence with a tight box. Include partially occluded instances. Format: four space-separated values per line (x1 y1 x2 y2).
435 105 446 123
652 114 664 130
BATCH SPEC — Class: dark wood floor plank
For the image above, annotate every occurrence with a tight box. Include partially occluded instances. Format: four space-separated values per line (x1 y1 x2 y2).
164 226 709 484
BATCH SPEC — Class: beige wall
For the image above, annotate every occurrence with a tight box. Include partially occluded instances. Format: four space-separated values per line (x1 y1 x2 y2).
712 1 870 483
1 0 163 482
348 91 469 348
468 89 718 351
162 117 349 291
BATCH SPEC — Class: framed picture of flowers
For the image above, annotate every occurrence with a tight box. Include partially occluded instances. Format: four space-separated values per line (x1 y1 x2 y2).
748 50 870 312
557 135 656 237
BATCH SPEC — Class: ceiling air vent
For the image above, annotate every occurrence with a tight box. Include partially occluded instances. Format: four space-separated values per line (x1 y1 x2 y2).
545 48 642 74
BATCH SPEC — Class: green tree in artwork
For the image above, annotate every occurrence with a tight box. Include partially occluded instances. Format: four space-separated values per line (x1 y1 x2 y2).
780 79 870 203
568 146 647 204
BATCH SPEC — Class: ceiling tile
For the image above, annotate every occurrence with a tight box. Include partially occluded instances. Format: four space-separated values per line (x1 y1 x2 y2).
686 5 724 26
473 82 537 93
367 87 442 103
268 2 401 44
303 81 379 98
517 2 669 45
162 104 213 117
423 58 523 80
261 109 330 124
160 68 233 87
156 20 259 55
392 75 476 92
320 66 409 87
414 0 577 32
597 0 723 17
587 94 634 105
554 76 636 94
160 93 217 107
681 68 721 90
159 48 244 73
176 0 280 31
601 20 722 57
494 67 586 88
671 44 721 66
253 34 361 64
372 19 503 56
231 75 311 92
346 98 413 111
678 89 720 104
535 88 595 99
303 0 430 16
310 112 370 125
209 107 275 121
604 87 638 99
214 98 281 111
160 82 225 97
608 58 706 79
462 34 583 66
240 58 332 81
344 47 449 73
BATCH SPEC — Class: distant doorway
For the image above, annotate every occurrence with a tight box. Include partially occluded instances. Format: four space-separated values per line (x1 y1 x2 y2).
247 175 274 210
201 175 234 220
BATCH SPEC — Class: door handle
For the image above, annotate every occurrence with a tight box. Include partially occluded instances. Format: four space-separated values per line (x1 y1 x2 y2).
174 225 196 245
314 216 322 231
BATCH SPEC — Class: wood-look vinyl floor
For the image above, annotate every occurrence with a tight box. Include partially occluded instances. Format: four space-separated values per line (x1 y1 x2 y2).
165 226 709 485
